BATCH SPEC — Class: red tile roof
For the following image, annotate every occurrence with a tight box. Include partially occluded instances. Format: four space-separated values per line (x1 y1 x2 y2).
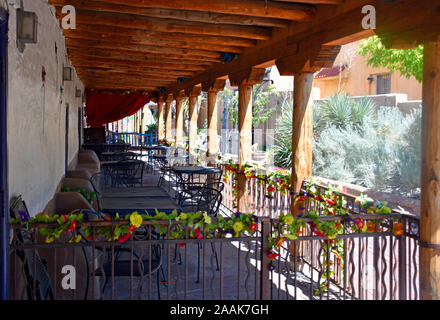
315 65 346 79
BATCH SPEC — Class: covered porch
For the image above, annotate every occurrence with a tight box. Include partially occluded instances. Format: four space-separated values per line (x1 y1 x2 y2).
1 0 440 300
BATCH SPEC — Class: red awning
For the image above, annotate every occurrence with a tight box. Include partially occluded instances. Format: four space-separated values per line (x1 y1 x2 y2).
85 90 156 128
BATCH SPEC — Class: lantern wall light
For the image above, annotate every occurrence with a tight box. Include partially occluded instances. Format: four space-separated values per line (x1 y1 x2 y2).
63 66 72 81
16 7 38 52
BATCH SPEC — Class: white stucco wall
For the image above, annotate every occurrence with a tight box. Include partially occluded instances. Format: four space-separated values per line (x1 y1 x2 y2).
7 0 84 215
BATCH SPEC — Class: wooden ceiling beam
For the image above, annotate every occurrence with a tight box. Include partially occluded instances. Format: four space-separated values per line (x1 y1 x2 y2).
84 77 176 85
68 48 218 66
65 38 222 59
63 25 257 48
66 44 221 62
49 0 316 21
273 0 342 4
164 0 429 94
84 80 175 88
70 56 207 72
86 85 158 91
77 69 183 80
50 0 291 28
76 66 195 78
64 30 243 53
55 8 272 40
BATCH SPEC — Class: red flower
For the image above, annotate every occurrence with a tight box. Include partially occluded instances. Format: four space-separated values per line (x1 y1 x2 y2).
268 253 280 260
325 199 336 206
66 220 77 234
61 215 68 224
314 196 323 201
103 214 112 222
249 223 257 231
267 187 276 193
313 230 325 239
118 233 131 243
194 228 203 239
178 243 186 248
128 224 136 233
355 217 365 230
297 196 306 202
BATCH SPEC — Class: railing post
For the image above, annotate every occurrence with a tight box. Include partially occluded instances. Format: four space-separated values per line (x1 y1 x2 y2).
398 218 407 300
260 219 271 300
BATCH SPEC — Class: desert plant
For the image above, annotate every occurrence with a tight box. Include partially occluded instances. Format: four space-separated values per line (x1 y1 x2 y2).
273 93 421 197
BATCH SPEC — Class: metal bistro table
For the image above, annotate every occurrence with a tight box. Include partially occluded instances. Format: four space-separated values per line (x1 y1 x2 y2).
100 186 181 216
172 166 222 180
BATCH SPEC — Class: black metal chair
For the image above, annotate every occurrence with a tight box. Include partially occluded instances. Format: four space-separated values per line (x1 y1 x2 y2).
73 208 165 300
111 159 145 187
90 172 127 212
9 196 54 300
92 233 164 300
180 187 223 282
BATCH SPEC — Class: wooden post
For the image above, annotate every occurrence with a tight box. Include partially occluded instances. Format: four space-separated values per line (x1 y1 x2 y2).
165 94 173 141
157 97 165 140
202 79 226 164
207 90 219 160
237 82 253 213
290 72 314 216
175 91 185 147
187 86 202 158
230 68 265 213
140 106 146 134
420 37 440 300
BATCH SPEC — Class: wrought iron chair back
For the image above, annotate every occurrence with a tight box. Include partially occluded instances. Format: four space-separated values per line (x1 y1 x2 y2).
9 196 54 300
111 160 145 187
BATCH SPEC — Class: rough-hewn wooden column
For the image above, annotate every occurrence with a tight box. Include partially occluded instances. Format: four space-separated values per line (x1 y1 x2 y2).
165 94 173 141
202 79 226 164
140 106 146 134
186 86 202 157
276 46 340 216
290 72 314 214
230 68 265 213
175 90 185 147
420 37 440 300
157 96 165 140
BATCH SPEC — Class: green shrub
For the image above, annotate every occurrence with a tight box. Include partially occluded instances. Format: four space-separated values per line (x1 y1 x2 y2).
273 93 421 197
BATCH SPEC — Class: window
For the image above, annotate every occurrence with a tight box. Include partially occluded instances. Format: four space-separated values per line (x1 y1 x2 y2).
376 73 391 94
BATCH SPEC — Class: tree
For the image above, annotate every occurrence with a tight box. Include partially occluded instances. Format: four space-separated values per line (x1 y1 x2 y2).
220 84 278 127
358 36 424 82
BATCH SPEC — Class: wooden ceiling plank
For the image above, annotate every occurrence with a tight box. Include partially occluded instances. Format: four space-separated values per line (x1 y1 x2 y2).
55 8 272 40
68 48 218 66
70 57 207 72
49 0 316 21
273 0 342 4
164 0 431 94
64 25 257 47
64 30 244 53
65 38 222 59
76 66 195 78
50 0 291 28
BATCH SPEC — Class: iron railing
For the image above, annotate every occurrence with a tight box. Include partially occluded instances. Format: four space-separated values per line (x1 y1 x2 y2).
9 211 419 300
107 132 157 147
